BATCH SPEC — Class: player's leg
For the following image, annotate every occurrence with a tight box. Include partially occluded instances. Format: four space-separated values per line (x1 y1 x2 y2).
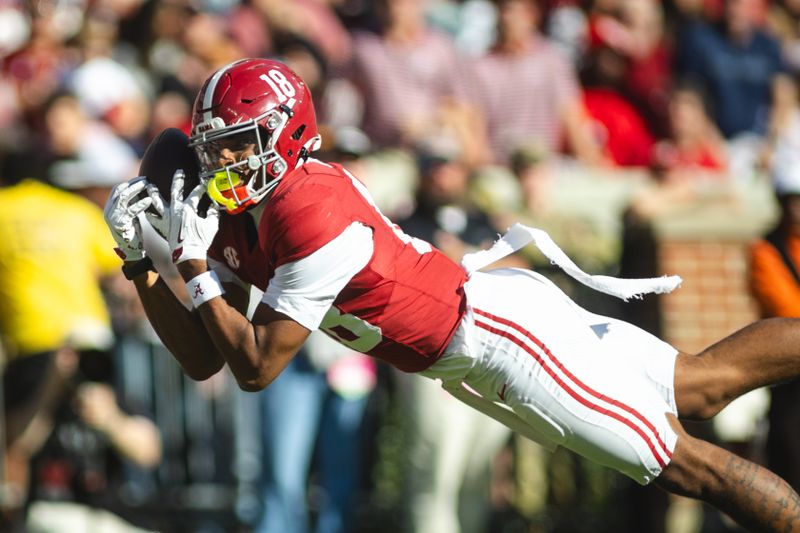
435 268 680 484
674 317 800 420
655 414 800 532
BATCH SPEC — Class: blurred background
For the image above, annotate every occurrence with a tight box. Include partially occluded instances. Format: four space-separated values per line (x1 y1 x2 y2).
0 0 797 531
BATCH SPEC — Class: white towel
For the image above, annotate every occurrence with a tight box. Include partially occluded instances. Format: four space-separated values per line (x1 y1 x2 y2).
461 223 682 301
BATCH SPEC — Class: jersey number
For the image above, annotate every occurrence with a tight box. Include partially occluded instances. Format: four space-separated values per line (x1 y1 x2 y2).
320 307 382 353
260 70 296 106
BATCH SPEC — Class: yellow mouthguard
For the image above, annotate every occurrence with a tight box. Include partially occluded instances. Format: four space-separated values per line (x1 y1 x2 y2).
206 171 244 212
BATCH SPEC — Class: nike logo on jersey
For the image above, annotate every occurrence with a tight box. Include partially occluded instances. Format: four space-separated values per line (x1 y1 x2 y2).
223 246 240 269
177 226 185 243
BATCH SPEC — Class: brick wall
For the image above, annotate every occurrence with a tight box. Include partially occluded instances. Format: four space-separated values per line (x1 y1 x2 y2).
659 240 761 354
649 178 778 353
520 168 778 353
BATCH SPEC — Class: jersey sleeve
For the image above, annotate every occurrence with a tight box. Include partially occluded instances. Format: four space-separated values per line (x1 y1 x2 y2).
263 222 374 330
266 181 359 267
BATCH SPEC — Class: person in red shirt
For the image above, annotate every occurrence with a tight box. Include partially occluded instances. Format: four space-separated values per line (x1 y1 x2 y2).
581 24 655 167
105 58 800 531
651 84 728 180
583 85 656 167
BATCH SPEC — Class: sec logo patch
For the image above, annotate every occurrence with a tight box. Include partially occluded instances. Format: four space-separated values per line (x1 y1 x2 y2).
223 246 240 269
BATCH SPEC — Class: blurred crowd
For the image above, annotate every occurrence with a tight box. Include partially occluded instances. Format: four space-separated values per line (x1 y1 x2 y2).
1 0 800 531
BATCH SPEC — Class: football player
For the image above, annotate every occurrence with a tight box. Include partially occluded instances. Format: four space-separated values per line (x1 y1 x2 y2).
105 58 800 531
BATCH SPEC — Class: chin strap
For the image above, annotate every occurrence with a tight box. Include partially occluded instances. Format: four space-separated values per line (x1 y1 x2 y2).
461 223 682 301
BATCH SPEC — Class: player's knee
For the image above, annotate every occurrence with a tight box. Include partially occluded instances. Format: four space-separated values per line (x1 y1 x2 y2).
690 388 732 420
675 353 740 420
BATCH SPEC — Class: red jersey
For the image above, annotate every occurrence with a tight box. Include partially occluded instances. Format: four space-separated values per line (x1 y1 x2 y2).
209 160 467 372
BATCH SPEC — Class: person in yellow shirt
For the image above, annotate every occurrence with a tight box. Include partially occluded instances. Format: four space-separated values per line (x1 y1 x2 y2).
0 149 121 528
750 162 800 492
0 179 120 359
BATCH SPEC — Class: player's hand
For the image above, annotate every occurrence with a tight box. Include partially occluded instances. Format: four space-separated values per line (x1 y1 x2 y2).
103 176 151 261
146 169 219 264
143 182 168 241
74 382 121 434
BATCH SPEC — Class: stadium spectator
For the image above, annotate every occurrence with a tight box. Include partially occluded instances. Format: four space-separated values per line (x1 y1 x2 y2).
650 83 728 181
181 11 246 78
503 145 621 273
396 140 512 533
676 0 784 139
347 0 489 167
581 28 656 167
40 91 139 206
766 0 800 73
471 0 605 165
1 0 80 119
275 34 362 136
750 73 800 491
252 0 353 71
255 336 375 533
425 0 498 57
69 54 151 157
589 0 674 136
0 148 121 530
25 363 162 533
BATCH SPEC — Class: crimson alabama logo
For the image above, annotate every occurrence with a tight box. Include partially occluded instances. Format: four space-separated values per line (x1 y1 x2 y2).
223 246 240 269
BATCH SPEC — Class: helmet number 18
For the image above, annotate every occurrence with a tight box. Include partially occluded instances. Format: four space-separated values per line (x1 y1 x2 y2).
260 70 296 107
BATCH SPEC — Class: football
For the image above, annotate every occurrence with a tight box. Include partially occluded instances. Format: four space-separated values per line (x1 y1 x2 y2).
138 127 209 214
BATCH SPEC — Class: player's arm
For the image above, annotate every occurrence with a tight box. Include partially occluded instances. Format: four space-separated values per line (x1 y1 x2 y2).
142 170 308 389
132 257 260 380
130 269 227 380
104 176 227 380
175 259 310 391
174 218 373 391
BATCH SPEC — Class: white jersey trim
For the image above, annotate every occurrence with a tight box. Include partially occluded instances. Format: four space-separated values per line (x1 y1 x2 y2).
263 222 374 330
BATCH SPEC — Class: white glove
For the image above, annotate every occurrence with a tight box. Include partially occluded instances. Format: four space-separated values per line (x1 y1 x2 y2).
144 183 168 241
103 177 152 261
146 169 219 264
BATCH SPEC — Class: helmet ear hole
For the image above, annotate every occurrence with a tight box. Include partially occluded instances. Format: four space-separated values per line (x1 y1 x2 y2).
291 125 306 141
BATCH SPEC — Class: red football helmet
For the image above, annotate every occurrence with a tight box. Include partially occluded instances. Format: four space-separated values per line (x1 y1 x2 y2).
190 58 321 214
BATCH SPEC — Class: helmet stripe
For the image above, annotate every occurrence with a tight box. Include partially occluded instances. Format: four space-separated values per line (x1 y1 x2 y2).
202 59 249 123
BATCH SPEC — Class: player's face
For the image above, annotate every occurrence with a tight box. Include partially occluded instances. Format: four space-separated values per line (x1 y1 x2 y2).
196 129 263 215
217 142 257 168
195 130 260 178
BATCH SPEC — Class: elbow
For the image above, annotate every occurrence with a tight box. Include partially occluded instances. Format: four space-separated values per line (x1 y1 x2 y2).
235 373 273 392
234 365 276 392
184 359 225 382
237 379 267 392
